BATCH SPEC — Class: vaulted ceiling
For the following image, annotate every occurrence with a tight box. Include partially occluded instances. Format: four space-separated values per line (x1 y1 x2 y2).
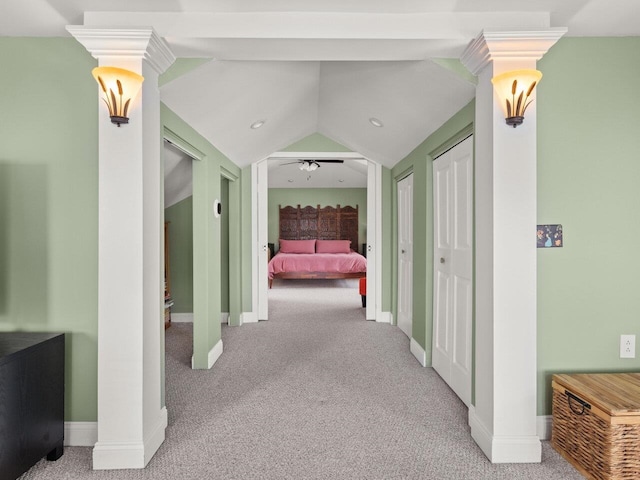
3 0 640 171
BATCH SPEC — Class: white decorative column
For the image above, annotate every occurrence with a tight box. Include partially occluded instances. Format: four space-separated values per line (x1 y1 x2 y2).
461 29 565 463
66 27 175 470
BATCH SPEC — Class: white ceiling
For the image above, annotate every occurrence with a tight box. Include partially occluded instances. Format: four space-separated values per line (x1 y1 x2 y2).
164 141 193 208
268 156 368 189
4 0 640 177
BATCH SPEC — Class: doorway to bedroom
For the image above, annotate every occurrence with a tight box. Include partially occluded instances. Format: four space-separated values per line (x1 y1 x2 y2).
253 151 381 323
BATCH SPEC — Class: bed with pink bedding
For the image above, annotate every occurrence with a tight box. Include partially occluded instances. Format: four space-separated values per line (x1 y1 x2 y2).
268 238 366 288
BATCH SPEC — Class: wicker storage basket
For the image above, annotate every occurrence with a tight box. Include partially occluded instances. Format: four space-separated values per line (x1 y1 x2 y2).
551 373 640 480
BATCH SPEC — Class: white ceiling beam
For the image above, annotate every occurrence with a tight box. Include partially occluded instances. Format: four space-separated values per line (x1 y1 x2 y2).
162 38 469 61
84 11 550 40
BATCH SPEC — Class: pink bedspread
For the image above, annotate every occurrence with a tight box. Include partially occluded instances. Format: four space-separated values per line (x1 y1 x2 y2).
268 252 367 278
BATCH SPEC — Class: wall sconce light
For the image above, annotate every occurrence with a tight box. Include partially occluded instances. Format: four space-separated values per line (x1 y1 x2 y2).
491 69 542 128
91 67 144 127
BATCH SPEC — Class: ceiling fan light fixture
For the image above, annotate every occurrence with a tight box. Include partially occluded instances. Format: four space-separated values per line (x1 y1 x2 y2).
298 160 320 171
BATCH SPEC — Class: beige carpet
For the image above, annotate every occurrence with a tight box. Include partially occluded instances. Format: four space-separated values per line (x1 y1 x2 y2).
20 279 581 479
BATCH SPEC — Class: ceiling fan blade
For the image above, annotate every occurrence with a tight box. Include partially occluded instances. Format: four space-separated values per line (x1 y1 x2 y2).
280 161 302 166
314 159 344 163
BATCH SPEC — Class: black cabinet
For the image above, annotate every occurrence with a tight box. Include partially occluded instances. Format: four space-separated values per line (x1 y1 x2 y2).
0 333 65 480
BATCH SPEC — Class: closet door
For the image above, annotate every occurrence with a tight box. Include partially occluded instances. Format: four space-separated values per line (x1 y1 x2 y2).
397 173 413 338
432 136 473 407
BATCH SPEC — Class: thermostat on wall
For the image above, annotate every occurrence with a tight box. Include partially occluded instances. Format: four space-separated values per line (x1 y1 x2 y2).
213 199 222 218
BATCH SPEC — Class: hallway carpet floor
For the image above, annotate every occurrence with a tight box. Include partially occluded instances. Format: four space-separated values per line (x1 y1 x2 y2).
21 279 581 479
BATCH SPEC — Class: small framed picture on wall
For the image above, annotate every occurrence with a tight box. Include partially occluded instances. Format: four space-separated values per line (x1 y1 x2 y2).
537 224 563 248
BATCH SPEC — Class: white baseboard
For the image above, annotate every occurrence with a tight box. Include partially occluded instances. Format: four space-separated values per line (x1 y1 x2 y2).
93 441 146 470
410 338 427 366
469 406 542 463
143 407 168 466
191 339 223 369
469 406 493 460
377 311 393 324
92 407 168 470
65 421 97 446
537 415 552 440
173 313 231 324
171 313 193 323
240 311 258 324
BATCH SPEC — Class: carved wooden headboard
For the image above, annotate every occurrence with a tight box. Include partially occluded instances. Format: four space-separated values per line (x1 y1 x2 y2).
279 204 359 251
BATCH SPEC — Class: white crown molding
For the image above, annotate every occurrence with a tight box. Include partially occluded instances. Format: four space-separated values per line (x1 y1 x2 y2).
461 28 567 76
66 26 176 74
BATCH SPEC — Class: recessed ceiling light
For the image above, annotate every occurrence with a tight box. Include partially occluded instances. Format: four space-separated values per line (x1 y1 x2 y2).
338 179 345 183
250 120 265 129
369 117 383 127
287 179 294 183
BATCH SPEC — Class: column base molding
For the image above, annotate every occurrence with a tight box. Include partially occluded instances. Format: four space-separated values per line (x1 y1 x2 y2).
92 407 167 470
469 406 541 463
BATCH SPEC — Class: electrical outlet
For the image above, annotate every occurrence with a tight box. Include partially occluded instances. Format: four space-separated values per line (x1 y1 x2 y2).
620 334 636 359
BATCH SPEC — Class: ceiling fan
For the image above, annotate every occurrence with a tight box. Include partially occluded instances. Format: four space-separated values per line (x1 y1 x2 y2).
280 159 344 172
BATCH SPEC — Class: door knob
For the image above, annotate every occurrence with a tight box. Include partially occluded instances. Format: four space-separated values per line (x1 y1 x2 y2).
440 257 445 264
401 249 406 254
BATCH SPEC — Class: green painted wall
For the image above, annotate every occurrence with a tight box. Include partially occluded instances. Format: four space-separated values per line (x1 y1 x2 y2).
389 38 640 416
163 182 231 316
536 37 640 414
7 35 635 421
0 38 99 421
391 101 475 361
281 133 352 152
0 37 247 416
161 104 241 367
241 168 253 314
268 189 367 250
165 197 193 313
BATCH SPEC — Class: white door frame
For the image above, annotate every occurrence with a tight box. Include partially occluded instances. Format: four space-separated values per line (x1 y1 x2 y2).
251 151 383 322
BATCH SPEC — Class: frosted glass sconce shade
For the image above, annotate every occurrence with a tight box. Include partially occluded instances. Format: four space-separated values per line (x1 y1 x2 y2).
92 67 144 127
491 69 542 128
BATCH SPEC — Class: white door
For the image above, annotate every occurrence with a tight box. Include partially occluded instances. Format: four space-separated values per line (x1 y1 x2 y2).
397 173 413 338
432 136 473 406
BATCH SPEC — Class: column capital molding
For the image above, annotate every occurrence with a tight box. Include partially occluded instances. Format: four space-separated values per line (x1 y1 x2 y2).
66 26 176 75
461 28 567 76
